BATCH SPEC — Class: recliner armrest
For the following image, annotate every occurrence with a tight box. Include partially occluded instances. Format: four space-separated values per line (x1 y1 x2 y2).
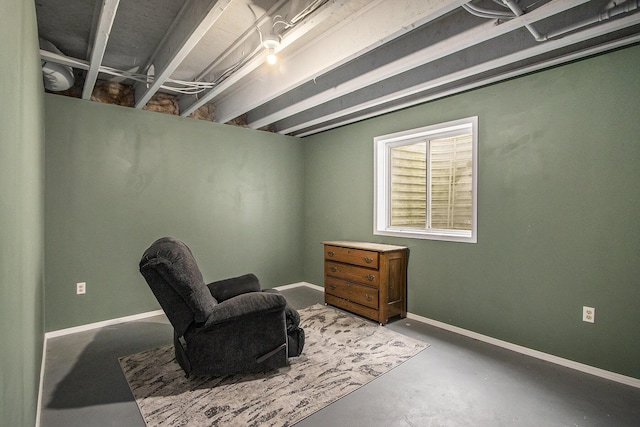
199 291 286 330
206 273 261 302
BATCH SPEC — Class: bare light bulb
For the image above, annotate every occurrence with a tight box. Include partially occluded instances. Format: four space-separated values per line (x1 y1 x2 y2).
266 48 277 65
263 35 279 65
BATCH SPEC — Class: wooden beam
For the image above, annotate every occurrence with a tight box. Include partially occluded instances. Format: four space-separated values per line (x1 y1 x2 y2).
288 17 640 137
247 0 591 130
82 0 120 100
178 0 349 118
208 0 467 124
134 0 233 109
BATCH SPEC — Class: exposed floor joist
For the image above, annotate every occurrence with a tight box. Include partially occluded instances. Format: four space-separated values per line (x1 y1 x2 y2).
246 0 591 130
36 0 640 137
134 0 233 109
193 0 289 83
295 32 640 138
208 0 467 124
268 2 640 136
284 17 640 136
82 0 120 100
178 0 353 118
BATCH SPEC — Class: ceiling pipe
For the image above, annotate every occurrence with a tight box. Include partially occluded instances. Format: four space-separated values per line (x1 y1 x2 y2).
40 39 75 91
249 0 591 131
40 49 90 70
179 0 347 118
293 32 640 137
497 0 639 42
501 0 544 41
545 0 640 40
282 10 640 137
462 3 514 19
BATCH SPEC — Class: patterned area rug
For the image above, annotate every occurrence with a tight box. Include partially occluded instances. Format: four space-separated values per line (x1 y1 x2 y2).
119 304 428 426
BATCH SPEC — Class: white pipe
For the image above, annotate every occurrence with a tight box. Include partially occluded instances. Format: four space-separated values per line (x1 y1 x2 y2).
40 49 90 70
546 0 640 40
501 0 544 41
463 3 514 19
501 0 640 42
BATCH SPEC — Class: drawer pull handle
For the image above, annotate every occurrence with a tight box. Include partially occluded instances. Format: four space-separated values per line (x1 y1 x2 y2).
364 257 373 263
330 267 338 273
328 251 335 257
329 285 336 290
365 294 372 301
366 274 375 281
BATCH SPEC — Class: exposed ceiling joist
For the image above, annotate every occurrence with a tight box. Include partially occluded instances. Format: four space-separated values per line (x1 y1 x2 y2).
36 0 640 137
178 0 351 118
247 0 591 130
82 0 121 100
193 0 289 82
293 32 640 138
134 0 233 109
211 0 468 124
284 13 640 136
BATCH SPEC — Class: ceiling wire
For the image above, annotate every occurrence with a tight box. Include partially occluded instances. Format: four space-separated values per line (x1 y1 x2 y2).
189 0 330 95
195 0 289 83
273 0 329 33
197 0 330 93
96 65 218 94
41 0 332 96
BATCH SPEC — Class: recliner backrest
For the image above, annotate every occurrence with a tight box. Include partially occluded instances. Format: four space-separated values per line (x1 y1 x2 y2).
139 237 217 336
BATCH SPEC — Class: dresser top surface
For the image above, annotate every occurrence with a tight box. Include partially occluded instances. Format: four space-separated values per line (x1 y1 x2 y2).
323 240 407 253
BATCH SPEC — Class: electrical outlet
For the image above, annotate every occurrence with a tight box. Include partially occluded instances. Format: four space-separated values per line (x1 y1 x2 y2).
76 282 86 295
582 306 595 323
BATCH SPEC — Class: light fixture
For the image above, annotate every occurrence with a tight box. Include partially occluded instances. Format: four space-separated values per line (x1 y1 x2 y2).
262 35 279 65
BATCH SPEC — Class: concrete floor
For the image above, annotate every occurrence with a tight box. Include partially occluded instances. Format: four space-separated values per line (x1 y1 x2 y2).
39 285 640 427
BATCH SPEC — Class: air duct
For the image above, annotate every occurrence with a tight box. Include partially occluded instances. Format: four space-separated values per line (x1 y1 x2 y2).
40 38 75 91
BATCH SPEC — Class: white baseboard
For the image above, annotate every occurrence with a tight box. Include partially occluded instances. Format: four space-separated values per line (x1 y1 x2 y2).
42 282 326 338
44 282 320 339
274 281 325 292
279 282 640 387
44 309 165 339
35 336 47 427
279 282 640 388
406 312 640 389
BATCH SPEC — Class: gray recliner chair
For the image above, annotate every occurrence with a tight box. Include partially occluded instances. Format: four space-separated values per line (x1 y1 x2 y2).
139 237 304 377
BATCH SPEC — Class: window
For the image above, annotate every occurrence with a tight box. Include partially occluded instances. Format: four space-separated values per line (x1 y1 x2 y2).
374 117 477 243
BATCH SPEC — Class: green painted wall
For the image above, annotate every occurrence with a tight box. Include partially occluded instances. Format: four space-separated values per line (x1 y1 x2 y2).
44 96 304 331
303 45 640 379
0 0 45 425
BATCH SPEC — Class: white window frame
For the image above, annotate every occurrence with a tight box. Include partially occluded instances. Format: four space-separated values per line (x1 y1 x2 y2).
374 116 478 243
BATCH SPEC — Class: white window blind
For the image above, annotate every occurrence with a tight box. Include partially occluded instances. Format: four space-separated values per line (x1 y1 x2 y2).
374 116 477 243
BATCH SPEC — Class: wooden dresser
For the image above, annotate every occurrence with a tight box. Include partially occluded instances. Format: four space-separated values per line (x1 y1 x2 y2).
323 241 407 325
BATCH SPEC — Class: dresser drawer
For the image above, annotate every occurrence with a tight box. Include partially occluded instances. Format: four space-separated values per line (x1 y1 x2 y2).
325 294 379 322
324 245 379 268
325 261 379 287
325 277 379 309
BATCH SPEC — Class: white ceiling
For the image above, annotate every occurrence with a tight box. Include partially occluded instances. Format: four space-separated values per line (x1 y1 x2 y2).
36 0 640 137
